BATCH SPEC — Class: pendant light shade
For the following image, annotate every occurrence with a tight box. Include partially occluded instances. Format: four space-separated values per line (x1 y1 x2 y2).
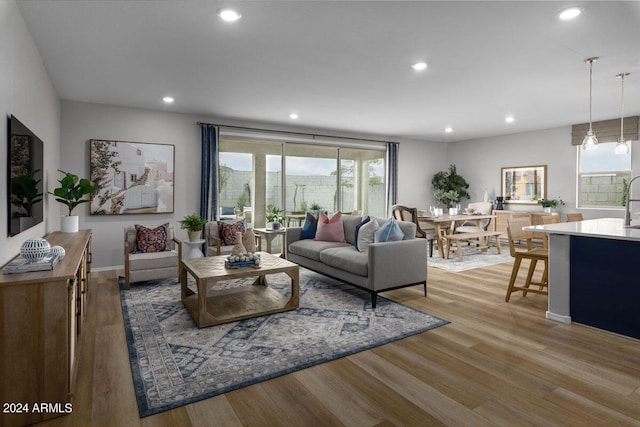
582 57 599 151
614 72 630 155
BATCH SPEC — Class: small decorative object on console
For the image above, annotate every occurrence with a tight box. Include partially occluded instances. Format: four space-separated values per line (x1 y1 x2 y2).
20 238 51 262
49 245 66 260
225 252 261 268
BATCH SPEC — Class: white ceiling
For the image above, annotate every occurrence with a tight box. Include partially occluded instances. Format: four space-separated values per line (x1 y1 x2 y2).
17 0 640 143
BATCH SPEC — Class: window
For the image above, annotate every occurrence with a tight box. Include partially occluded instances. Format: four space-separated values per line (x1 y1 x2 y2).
578 142 631 208
219 134 386 226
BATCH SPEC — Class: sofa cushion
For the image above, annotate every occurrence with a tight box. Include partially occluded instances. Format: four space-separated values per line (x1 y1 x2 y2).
354 216 370 250
135 223 169 253
300 212 317 239
373 216 416 240
319 246 369 277
315 211 345 242
342 215 363 245
288 239 351 261
357 218 379 253
128 249 177 271
375 217 404 243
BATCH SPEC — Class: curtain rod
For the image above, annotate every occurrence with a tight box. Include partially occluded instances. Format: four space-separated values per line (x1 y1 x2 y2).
196 121 394 145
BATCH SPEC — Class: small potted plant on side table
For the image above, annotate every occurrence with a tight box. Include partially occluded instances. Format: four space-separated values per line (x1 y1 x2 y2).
49 169 95 232
537 197 565 213
179 213 207 241
266 205 285 230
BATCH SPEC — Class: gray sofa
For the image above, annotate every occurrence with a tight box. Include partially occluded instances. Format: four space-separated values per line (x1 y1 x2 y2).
286 215 428 308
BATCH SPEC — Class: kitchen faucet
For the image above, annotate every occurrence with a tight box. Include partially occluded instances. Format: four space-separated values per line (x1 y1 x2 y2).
624 175 640 227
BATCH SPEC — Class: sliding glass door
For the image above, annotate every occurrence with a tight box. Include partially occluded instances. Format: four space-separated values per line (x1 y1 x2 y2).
219 136 386 227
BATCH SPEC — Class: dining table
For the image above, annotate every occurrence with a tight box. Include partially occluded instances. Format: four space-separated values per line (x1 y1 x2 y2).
418 213 497 258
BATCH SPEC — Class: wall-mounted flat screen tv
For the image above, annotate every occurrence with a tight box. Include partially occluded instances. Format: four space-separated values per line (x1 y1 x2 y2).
7 115 44 236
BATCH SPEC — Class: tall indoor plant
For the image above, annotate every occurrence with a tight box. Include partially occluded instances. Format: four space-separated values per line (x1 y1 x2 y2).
49 169 95 232
432 164 470 208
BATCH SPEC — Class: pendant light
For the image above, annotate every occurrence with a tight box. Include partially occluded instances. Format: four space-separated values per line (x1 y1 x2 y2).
614 72 630 155
582 57 599 150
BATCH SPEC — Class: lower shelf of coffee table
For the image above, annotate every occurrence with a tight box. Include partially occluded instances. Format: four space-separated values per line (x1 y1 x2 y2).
182 285 297 328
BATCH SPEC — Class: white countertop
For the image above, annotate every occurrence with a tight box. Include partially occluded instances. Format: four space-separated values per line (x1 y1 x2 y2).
525 218 640 242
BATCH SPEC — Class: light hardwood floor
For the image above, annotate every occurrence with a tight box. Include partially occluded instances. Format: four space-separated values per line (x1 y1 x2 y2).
35 261 640 427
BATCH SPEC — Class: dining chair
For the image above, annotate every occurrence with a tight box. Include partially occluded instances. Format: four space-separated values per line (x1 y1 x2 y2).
392 204 436 257
505 217 548 302
455 201 493 234
566 212 584 222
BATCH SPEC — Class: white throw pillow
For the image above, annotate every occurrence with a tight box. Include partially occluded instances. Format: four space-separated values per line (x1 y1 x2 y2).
357 218 379 253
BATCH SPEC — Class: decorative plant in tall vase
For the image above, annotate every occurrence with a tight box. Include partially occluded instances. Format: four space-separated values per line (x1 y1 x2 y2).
179 213 207 242
49 169 95 232
432 164 470 208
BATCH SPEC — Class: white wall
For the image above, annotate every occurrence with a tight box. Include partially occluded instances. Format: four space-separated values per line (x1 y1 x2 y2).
61 101 203 269
396 139 447 209
0 1 60 267
446 126 640 219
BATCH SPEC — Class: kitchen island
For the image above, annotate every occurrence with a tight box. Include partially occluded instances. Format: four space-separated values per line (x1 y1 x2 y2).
526 218 640 339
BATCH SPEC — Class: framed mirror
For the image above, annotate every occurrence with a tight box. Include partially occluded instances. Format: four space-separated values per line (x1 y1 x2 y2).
500 165 546 204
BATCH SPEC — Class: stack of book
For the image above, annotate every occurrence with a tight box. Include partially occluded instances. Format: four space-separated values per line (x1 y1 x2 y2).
3 253 60 274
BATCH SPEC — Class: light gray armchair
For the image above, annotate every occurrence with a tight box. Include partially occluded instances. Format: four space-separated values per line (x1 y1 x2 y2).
123 223 181 289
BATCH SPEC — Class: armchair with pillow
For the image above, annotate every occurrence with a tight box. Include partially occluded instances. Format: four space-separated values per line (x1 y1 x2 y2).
123 223 181 289
205 219 257 256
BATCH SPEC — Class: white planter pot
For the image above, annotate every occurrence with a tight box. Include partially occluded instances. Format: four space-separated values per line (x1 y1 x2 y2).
61 215 79 233
188 230 202 242
543 207 551 213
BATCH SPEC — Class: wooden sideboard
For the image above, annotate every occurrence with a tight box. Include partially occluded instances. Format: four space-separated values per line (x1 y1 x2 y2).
494 210 560 237
0 230 92 427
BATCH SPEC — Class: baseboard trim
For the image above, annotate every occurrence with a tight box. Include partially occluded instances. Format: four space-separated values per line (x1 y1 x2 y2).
546 311 571 324
92 265 122 273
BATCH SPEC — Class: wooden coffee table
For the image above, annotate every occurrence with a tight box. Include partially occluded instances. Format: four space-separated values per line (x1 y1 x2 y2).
180 251 299 328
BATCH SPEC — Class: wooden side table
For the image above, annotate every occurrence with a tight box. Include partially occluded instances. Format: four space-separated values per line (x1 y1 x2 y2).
253 227 287 257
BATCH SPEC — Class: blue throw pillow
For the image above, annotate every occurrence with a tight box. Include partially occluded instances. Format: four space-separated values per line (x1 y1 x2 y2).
354 216 371 250
300 212 318 239
374 217 404 243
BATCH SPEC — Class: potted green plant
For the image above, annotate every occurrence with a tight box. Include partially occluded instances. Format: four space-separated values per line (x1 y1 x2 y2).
49 169 95 232
178 213 207 241
432 164 470 208
266 205 285 230
537 197 565 212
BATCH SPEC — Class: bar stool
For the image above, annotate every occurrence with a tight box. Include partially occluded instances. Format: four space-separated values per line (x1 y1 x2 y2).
505 217 548 302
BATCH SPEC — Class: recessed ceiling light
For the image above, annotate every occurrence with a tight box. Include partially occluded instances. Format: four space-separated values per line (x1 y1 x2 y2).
162 96 174 104
559 7 581 20
218 8 241 22
411 62 427 71
505 116 515 123
445 127 453 133
289 113 299 120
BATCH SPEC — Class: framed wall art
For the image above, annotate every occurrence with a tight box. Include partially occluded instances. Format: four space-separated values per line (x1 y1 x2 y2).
90 139 174 215
500 165 546 204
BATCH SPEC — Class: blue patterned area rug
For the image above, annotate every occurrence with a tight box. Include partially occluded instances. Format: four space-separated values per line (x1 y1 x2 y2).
119 268 448 417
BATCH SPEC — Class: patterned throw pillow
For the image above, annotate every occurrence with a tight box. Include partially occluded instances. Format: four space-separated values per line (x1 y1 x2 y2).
135 223 169 253
217 220 246 246
315 211 345 242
